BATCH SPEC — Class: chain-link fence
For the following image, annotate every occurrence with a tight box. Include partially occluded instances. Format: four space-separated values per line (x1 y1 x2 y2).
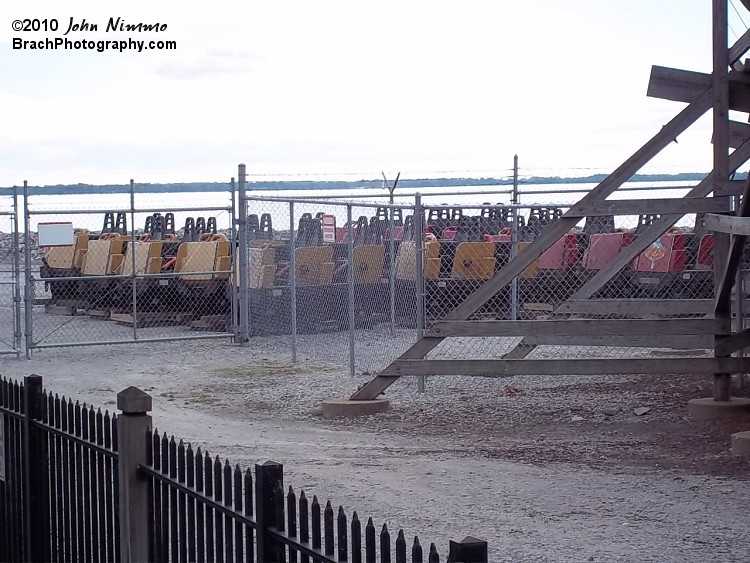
237 191 420 375
0 188 21 356
23 182 236 351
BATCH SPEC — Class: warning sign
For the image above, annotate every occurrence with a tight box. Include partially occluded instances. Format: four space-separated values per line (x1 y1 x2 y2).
0 417 5 482
321 215 336 243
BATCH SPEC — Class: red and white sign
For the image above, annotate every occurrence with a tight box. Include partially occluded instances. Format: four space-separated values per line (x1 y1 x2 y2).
322 215 336 243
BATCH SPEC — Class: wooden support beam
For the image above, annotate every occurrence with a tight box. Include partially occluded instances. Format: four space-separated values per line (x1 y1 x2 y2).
350 89 713 401
556 299 713 316
426 319 714 338
714 179 749 195
387 357 750 377
647 66 750 113
729 120 750 148
704 212 750 234
569 196 729 217
567 138 750 303
523 334 712 349
714 179 750 313
730 27 750 65
715 328 750 355
503 140 750 361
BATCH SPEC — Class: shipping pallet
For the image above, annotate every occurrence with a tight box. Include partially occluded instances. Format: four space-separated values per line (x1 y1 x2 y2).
189 314 231 331
109 312 194 328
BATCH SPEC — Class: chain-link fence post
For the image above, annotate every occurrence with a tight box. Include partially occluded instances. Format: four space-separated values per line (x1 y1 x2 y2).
415 193 426 392
12 185 22 357
389 206 396 337
289 200 298 362
230 176 239 343
510 155 519 321
23 180 32 358
237 164 249 345
347 203 356 377
129 179 138 340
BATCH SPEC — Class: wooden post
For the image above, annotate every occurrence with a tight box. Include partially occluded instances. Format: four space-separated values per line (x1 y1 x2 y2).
255 461 285 562
23 375 49 563
117 387 153 563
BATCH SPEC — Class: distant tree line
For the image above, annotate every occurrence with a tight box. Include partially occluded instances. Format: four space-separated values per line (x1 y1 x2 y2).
0 171 734 195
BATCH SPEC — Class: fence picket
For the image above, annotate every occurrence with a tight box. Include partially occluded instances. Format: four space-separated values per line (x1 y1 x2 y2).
187 445 197 563
169 437 179 562
243 469 254 563
73 401 85 562
287 486 298 563
412 537 423 563
396 530 406 563
195 448 205 563
104 411 116 563
223 460 233 563
178 440 188 563
351 512 362 563
381 524 392 563
299 491 310 563
81 403 92 563
204 451 215 563
338 506 348 561
312 495 322 552
61 399 73 562
365 518 376 563
87 406 99 563
96 409 107 563
233 466 244 563
324 500 334 556
428 543 439 563
213 456 224 563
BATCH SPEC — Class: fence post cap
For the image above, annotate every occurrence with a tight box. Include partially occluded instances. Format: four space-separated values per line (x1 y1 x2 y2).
117 386 152 414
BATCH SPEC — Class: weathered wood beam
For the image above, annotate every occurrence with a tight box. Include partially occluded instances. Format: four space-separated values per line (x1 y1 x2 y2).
503 140 750 361
426 319 714 338
704 212 750 234
715 178 750 195
350 89 712 401
569 196 729 217
556 298 713 316
741 0 750 14
647 66 750 113
730 27 750 65
715 328 750 355
568 138 750 302
714 178 750 313
524 334 712 349
729 120 750 148
388 357 750 377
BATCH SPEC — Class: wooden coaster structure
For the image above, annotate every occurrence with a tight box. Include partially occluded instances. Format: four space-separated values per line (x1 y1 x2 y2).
351 0 750 402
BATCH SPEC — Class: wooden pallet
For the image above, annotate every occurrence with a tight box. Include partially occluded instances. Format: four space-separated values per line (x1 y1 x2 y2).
109 312 194 328
189 314 230 331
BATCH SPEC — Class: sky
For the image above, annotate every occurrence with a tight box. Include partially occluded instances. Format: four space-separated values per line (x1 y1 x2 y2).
0 1 744 185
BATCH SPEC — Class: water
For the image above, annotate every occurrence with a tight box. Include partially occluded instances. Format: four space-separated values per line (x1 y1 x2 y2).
0 180 706 235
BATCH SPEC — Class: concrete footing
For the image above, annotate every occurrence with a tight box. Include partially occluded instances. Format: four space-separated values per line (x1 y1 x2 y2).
687 397 750 420
320 398 389 419
731 431 750 459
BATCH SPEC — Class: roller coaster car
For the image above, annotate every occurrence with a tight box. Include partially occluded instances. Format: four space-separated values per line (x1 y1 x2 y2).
40 229 90 304
73 233 127 311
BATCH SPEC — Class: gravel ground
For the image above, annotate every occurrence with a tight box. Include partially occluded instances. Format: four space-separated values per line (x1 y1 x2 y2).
1 335 750 561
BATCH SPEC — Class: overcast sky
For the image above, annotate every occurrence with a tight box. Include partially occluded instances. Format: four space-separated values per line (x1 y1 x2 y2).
0 1 744 185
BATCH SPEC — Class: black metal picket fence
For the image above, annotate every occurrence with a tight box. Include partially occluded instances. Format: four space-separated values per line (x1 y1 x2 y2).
0 376 487 563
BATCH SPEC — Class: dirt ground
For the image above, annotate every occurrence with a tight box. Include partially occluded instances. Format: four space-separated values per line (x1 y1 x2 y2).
2 337 750 562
